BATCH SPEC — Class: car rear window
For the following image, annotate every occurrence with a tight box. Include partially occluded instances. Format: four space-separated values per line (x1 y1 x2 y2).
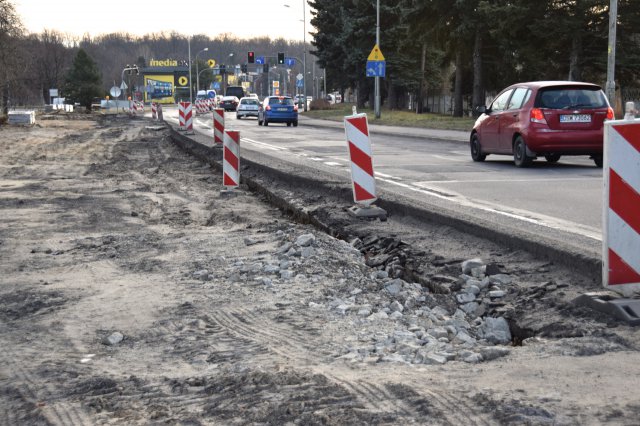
269 97 294 106
241 99 259 105
536 87 607 109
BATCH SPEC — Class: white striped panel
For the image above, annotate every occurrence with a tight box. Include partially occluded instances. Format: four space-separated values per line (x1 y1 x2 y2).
223 163 239 185
345 120 372 156
609 126 640 194
350 162 376 199
608 209 640 276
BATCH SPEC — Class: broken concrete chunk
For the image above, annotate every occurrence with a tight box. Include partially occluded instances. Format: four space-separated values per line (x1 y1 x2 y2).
461 258 484 275
295 233 316 247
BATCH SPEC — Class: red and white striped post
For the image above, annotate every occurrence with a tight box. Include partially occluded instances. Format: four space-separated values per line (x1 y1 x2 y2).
223 130 240 191
604 118 640 296
213 108 225 145
343 112 386 220
184 102 194 134
151 102 157 120
178 102 186 131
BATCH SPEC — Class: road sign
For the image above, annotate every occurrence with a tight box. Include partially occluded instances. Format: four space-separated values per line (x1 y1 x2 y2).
110 86 121 98
208 59 216 68
296 73 303 81
366 60 386 77
178 76 189 86
286 58 295 67
213 82 221 90
367 44 385 61
272 81 280 88
256 56 265 65
296 79 304 88
120 81 128 90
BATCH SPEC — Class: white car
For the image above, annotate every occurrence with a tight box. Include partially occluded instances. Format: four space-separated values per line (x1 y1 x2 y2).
236 97 260 119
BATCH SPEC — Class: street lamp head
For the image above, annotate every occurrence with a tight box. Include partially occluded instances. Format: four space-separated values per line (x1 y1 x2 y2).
204 47 209 52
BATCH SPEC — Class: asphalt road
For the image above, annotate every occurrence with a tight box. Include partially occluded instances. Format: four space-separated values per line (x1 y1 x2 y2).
162 106 603 260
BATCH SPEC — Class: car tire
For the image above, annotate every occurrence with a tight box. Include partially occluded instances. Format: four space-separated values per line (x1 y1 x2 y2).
287 122 292 127
593 155 603 168
236 115 241 120
544 154 561 163
513 136 533 168
293 120 298 127
470 134 486 162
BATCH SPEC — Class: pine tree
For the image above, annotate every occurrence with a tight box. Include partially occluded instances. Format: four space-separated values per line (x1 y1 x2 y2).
64 49 103 112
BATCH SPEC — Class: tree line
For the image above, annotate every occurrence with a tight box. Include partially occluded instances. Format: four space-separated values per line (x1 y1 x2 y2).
309 0 640 115
0 0 310 113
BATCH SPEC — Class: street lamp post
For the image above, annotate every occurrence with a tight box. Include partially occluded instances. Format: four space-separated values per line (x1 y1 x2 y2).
606 0 617 114
375 0 381 119
196 47 209 95
284 2 307 111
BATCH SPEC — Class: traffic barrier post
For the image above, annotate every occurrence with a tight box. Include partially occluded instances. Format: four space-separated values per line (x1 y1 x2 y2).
184 102 194 135
213 108 225 146
343 111 387 220
222 130 240 193
178 102 186 131
575 103 640 325
151 102 158 120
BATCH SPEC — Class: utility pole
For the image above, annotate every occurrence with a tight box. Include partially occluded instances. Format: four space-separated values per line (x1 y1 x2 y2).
188 38 193 105
606 0 617 115
375 0 381 119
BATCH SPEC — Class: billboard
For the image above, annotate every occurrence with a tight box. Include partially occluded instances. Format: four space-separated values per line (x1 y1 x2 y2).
144 75 175 104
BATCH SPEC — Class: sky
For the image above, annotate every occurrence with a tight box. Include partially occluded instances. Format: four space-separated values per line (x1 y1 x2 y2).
13 0 314 41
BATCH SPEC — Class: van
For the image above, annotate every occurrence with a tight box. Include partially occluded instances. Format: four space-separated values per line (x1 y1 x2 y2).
196 89 216 101
225 86 246 100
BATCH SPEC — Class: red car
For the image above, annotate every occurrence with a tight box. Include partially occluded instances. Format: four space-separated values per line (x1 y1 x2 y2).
470 81 614 167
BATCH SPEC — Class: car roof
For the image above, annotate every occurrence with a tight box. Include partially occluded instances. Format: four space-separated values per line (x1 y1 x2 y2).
506 81 602 90
266 95 292 99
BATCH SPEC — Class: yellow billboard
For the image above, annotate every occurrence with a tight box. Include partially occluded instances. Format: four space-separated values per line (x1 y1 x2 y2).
144 75 175 104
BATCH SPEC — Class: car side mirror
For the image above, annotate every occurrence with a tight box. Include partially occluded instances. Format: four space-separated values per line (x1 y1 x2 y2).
475 105 488 114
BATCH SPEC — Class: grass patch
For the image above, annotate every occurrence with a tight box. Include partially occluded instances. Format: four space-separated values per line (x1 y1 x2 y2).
303 103 475 132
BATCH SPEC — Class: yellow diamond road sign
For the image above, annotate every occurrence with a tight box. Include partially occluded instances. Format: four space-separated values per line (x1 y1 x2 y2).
208 59 216 68
367 44 385 61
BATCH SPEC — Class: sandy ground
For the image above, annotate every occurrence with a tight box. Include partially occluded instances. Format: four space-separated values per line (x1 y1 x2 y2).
1 116 639 425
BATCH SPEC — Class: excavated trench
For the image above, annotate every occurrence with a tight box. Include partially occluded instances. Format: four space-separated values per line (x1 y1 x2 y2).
169 127 620 346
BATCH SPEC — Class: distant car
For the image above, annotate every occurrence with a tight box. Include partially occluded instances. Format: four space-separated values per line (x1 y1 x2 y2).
258 96 298 127
470 81 614 167
248 93 259 99
236 97 260 119
219 95 239 111
225 86 246 100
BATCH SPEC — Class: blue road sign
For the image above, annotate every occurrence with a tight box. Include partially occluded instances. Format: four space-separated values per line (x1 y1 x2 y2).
213 82 221 90
366 60 386 77
296 79 304 88
256 56 265 65
286 57 296 67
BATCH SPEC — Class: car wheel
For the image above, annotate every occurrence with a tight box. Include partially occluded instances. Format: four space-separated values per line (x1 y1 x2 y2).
287 122 292 127
513 136 533 168
293 120 298 127
236 115 241 119
544 154 561 163
592 155 603 168
470 134 486 162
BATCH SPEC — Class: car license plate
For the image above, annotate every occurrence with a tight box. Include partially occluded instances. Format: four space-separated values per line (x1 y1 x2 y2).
278 107 288 111
560 114 591 123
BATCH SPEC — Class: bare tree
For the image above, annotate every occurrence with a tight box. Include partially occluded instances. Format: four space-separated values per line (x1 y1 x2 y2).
0 0 24 114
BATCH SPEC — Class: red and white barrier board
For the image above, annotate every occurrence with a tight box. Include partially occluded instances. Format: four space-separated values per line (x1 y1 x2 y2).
603 119 640 296
213 108 225 145
151 102 157 120
344 113 377 205
184 102 193 133
178 102 187 130
223 130 240 189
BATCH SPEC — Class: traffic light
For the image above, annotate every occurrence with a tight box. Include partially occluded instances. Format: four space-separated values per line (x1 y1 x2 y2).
248 51 255 63
277 52 285 65
263 63 269 73
241 64 248 73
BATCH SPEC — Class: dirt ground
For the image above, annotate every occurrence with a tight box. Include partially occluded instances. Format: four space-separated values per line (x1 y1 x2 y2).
1 115 639 425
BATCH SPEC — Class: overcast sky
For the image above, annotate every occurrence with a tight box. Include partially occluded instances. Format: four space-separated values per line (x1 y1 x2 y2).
13 0 313 41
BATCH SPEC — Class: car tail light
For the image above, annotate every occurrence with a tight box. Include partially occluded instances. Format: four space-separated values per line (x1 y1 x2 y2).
606 107 615 120
266 105 271 111
530 108 547 124
294 105 298 112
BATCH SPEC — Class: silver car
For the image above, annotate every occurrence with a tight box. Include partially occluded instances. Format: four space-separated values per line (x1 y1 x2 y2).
236 97 260 119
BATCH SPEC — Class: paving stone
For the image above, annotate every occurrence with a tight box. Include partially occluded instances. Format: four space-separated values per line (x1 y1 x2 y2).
456 292 476 304
462 258 484 275
102 332 124 346
489 290 506 298
490 274 513 286
480 317 512 344
295 233 316 247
